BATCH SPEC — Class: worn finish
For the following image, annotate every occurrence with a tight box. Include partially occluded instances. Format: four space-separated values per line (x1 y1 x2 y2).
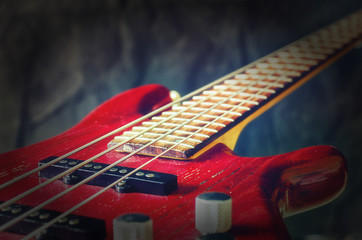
0 84 347 239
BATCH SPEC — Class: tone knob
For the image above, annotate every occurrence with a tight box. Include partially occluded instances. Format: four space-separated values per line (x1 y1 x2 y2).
195 192 232 235
113 213 153 240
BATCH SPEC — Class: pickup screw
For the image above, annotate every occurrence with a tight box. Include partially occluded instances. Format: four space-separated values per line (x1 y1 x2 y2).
35 229 53 240
11 207 22 214
58 217 68 223
84 163 93 168
29 211 40 217
114 181 131 193
69 218 80 226
63 173 79 185
39 213 50 220
1 206 11 212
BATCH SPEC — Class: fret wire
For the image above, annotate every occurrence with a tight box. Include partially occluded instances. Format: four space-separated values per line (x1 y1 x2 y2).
162 111 235 122
132 126 211 139
173 105 243 115
117 137 196 149
143 120 219 133
152 116 226 127
121 131 203 144
190 96 259 105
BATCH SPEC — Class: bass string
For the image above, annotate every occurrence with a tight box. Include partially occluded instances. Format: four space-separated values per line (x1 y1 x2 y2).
1 8 358 191
2 40 343 235
19 11 362 239
0 41 283 192
0 33 305 211
0 66 264 210
4 10 356 232
0 15 328 193
3 29 344 233
23 71 282 240
0 66 275 233
0 75 226 191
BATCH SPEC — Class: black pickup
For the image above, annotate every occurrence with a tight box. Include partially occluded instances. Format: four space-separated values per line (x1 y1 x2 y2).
39 157 178 196
0 201 106 240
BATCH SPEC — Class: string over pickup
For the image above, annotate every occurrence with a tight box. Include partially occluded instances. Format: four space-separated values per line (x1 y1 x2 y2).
39 157 178 196
0 201 106 240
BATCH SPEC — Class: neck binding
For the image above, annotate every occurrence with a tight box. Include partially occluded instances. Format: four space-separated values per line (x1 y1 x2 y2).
107 10 362 159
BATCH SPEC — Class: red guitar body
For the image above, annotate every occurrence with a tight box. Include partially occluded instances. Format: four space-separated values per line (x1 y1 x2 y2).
0 85 347 239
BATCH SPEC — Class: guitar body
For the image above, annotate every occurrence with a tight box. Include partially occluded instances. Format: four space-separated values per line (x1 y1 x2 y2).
0 85 347 239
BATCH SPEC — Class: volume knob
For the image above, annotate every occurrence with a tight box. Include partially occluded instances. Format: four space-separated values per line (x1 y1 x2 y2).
195 192 232 235
113 213 153 240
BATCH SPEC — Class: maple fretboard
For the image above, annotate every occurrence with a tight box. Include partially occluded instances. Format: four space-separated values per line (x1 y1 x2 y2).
108 10 362 159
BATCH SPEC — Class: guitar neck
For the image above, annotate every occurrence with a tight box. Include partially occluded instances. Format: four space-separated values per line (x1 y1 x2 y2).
108 10 362 159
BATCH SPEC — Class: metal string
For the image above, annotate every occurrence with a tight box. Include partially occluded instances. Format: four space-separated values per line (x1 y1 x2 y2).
22 72 282 240
0 67 277 232
1 11 360 237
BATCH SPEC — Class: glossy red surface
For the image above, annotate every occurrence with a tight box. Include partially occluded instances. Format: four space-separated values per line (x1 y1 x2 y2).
0 85 347 239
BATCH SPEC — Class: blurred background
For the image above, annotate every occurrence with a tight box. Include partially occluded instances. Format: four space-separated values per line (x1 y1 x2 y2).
1 0 362 239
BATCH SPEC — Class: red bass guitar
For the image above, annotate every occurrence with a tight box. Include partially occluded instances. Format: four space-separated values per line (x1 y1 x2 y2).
0 9 361 240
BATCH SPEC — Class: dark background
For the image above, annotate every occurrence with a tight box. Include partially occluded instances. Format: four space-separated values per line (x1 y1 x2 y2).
1 0 362 239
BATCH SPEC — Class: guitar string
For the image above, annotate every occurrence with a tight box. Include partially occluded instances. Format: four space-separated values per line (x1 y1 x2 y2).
20 12 362 239
0 23 316 209
0 5 359 192
0 72 237 191
1 12 359 236
0 11 346 190
0 67 272 232
23 71 281 240
0 39 287 192
0 26 352 234
0 75 251 211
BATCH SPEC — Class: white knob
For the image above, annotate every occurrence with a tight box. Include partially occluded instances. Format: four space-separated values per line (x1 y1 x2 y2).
113 213 153 240
195 192 232 234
